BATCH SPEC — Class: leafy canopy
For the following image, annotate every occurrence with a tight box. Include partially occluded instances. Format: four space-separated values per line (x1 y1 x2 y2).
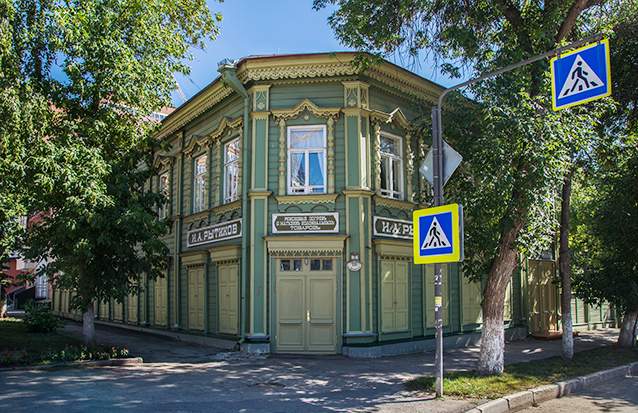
1 0 221 309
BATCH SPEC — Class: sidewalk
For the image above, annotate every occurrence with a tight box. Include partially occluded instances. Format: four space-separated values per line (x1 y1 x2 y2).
0 325 620 413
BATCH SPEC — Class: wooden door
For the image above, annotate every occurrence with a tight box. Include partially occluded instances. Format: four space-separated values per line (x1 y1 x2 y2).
188 267 205 330
128 293 138 323
218 263 239 334
154 276 167 326
276 258 337 353
380 260 409 333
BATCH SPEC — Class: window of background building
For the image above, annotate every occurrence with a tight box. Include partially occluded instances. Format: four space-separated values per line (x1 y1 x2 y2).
224 138 240 203
380 133 403 199
158 172 170 219
193 154 208 213
287 125 327 194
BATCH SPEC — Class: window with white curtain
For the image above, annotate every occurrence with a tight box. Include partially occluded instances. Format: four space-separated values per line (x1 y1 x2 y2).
380 133 403 199
224 138 240 203
192 154 208 213
287 125 327 194
158 172 170 219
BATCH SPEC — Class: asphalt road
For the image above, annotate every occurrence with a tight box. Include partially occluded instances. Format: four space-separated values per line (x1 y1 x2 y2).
519 374 638 413
0 326 621 413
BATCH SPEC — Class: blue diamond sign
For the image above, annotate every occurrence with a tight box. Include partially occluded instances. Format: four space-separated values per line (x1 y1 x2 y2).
413 204 464 264
551 38 611 111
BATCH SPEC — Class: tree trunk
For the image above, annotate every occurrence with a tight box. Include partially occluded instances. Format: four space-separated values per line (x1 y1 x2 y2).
478 222 521 375
559 170 574 360
618 309 638 348
82 303 96 347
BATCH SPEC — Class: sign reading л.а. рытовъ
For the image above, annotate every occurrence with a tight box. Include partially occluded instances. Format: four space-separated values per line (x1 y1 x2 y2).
187 219 242 247
272 212 338 234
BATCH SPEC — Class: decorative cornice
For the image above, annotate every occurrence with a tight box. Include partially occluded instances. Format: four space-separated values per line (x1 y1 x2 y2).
249 190 272 199
156 53 443 143
373 239 412 259
250 111 271 120
207 116 242 142
342 188 374 197
153 154 175 170
211 199 241 215
271 98 341 121
183 210 209 225
265 234 347 257
370 107 414 131
209 245 241 262
373 194 417 211
158 85 233 140
276 193 338 205
183 134 210 157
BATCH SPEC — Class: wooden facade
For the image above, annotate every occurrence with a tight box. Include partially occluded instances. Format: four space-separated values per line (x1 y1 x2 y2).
51 53 615 355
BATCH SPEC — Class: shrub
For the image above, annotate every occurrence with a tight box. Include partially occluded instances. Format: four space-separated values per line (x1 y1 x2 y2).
24 301 62 333
44 345 130 363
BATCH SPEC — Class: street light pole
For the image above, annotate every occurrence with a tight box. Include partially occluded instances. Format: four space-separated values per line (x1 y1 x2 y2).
429 33 602 398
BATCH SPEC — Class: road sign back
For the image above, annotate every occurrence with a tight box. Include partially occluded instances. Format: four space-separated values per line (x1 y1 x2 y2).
413 204 463 264
551 38 611 111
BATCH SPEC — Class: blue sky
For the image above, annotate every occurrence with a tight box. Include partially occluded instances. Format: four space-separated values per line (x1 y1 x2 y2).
173 0 459 106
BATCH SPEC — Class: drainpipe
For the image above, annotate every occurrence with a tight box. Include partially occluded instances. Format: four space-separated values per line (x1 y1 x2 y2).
218 59 250 345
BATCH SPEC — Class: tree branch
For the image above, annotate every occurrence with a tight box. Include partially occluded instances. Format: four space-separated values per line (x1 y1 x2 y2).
495 0 534 53
556 0 603 42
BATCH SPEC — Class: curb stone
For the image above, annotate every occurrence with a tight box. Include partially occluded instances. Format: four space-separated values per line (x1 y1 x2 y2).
0 357 143 372
467 361 638 413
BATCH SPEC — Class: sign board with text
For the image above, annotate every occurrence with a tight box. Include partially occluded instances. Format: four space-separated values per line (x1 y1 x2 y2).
187 219 242 248
272 212 339 234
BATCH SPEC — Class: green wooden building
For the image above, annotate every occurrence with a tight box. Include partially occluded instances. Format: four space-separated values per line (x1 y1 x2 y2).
52 53 615 356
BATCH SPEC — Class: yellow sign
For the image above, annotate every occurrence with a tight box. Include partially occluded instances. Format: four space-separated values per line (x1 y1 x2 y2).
413 204 463 264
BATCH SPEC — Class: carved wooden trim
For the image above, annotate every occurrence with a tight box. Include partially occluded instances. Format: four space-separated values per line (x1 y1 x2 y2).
276 193 338 205
271 98 341 121
327 116 336 193
213 139 221 207
373 123 382 195
373 194 417 211
405 132 414 202
278 119 286 196
207 116 242 143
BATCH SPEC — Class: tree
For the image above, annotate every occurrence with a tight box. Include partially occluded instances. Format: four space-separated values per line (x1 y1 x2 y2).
572 140 638 347
315 0 618 374
3 0 221 345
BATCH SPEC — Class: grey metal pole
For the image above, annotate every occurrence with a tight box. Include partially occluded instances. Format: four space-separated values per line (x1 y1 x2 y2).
427 33 602 398
431 106 444 397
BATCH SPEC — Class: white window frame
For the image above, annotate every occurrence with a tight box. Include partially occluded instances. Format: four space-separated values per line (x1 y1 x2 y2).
223 137 241 203
379 132 404 200
158 171 170 219
192 154 208 213
287 125 327 195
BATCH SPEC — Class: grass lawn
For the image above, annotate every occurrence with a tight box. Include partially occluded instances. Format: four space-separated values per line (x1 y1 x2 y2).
406 345 638 399
0 317 129 367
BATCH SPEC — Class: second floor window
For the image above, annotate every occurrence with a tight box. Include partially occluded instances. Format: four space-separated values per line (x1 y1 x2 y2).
224 138 240 203
380 133 403 199
193 154 208 213
158 172 170 219
288 125 326 194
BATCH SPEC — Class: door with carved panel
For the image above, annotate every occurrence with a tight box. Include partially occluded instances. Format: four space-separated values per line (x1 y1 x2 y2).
275 258 337 354
218 262 239 334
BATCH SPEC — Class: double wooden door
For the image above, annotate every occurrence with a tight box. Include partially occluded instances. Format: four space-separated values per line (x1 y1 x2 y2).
275 258 337 354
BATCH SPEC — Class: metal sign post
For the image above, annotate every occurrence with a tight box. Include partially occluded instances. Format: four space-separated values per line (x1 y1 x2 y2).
426 33 605 398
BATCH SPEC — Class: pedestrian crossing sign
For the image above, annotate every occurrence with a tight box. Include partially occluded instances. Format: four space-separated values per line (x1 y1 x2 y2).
551 38 611 111
413 204 463 264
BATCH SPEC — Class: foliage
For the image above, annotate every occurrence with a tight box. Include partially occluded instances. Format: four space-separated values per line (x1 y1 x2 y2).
0 317 129 366
406 346 638 399
24 301 62 333
572 140 638 313
0 0 222 320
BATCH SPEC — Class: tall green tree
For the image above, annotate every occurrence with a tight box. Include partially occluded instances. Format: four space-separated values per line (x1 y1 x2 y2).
315 0 617 374
571 139 638 347
3 0 221 345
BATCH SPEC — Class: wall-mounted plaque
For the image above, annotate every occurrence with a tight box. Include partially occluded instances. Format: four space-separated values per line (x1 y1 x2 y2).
373 216 413 240
272 212 339 234
187 219 242 248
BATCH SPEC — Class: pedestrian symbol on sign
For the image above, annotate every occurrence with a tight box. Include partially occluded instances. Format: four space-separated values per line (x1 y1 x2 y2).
422 217 451 249
550 38 611 111
559 55 603 98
